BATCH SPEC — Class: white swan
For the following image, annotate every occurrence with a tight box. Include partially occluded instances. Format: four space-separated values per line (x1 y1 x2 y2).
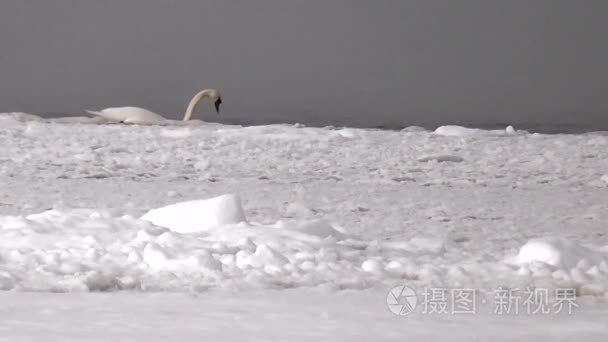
86 89 222 124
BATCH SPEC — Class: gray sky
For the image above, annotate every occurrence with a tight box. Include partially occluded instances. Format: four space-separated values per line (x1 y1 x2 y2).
1 0 607 129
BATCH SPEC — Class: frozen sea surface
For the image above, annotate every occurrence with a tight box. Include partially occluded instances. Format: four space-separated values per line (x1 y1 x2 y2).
0 113 607 340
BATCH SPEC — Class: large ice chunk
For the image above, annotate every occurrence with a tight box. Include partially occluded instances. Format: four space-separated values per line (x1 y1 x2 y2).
141 194 247 233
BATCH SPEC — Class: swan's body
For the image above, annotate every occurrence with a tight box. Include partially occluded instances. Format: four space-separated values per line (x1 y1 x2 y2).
86 106 166 124
86 89 222 124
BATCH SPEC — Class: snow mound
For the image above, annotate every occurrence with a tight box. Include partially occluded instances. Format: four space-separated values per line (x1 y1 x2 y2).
434 125 522 137
0 112 45 123
401 125 428 133
513 238 606 270
0 207 404 291
274 219 349 239
141 194 247 233
48 116 109 124
508 238 608 295
1 207 607 293
0 112 113 125
434 125 482 136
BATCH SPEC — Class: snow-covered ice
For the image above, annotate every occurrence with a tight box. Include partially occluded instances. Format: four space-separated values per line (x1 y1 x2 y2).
0 113 607 340
2 290 607 342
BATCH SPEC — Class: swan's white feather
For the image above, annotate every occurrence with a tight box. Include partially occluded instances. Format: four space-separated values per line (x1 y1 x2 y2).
86 107 165 124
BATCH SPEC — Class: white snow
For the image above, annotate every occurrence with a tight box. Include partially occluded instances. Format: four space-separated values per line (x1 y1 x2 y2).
513 238 606 270
2 291 607 342
1 115 608 339
141 194 247 233
434 125 484 136
434 124 521 137
507 238 608 295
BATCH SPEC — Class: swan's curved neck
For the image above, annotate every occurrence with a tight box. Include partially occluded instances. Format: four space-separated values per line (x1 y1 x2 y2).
183 89 214 121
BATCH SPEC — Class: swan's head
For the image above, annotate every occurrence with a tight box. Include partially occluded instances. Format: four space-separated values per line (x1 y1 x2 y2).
184 88 223 120
208 89 222 114
214 96 222 113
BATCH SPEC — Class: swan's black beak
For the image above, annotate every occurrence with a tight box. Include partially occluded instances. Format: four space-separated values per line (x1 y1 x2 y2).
214 98 222 114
